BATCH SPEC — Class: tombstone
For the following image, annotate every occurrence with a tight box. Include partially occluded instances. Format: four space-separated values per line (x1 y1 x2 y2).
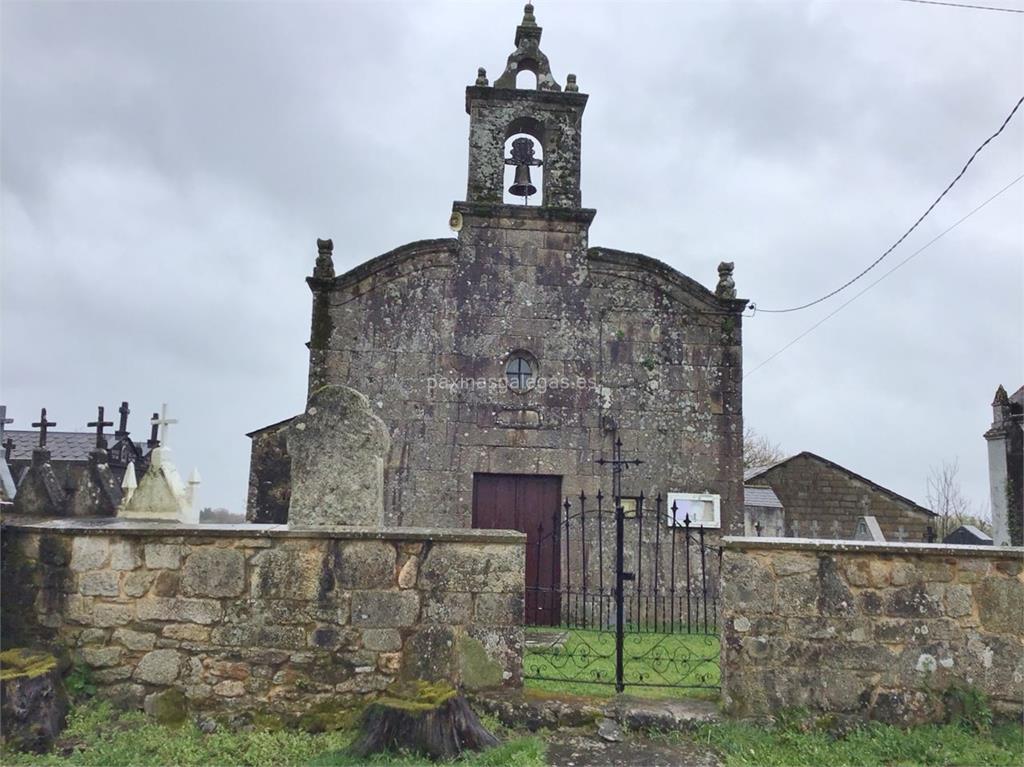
12 409 66 517
119 405 199 523
67 407 122 517
287 385 390 527
853 515 886 542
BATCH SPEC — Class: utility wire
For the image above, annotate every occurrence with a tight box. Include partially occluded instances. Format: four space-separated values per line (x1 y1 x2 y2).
744 173 1024 379
753 95 1024 314
896 0 1024 13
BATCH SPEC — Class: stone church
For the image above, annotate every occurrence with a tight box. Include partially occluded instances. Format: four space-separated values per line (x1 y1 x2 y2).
247 5 747 543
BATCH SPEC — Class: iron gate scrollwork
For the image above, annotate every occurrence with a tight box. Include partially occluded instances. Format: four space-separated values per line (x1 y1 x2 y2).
524 441 722 694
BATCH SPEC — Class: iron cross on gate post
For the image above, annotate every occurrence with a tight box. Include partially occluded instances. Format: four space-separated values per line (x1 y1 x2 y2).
87 406 114 450
595 437 644 694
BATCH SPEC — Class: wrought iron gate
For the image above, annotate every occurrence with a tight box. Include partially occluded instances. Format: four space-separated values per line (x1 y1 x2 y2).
523 442 722 694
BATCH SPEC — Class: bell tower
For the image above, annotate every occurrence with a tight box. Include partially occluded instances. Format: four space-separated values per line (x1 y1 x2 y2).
455 4 592 217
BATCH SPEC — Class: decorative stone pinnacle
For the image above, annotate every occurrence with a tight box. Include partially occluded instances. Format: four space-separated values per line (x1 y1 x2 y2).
475 67 489 86
315 237 335 280
565 73 579 92
716 261 737 299
993 385 1009 406
522 3 536 25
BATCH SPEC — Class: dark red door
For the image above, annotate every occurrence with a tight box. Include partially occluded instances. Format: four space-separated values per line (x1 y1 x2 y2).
472 473 561 626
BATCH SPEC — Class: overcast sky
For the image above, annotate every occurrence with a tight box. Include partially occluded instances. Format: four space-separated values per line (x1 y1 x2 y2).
2 0 1021 516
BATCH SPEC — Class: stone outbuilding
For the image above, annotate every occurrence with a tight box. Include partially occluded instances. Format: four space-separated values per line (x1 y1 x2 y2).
247 6 747 569
744 451 936 541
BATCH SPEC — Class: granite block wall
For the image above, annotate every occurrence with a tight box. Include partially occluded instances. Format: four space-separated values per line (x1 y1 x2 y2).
720 538 1023 724
1 519 525 721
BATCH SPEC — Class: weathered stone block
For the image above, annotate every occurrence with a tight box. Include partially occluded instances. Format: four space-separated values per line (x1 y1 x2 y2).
136 597 221 625
112 628 157 651
109 542 141 571
418 544 523 593
250 548 322 600
123 571 156 597
79 646 122 667
144 544 182 570
402 625 455 681
422 592 472 624
77 628 109 646
162 624 210 642
975 578 1024 634
134 649 182 685
397 555 418 589
209 624 306 649
70 538 109 572
474 593 524 625
944 584 973 619
351 591 419 627
361 629 402 652
213 680 245 697
92 603 134 627
330 541 396 590
180 548 246 598
79 571 120 597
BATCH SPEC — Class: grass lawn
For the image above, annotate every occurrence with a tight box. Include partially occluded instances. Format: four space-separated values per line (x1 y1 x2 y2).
1 701 545 767
681 719 1024 767
524 626 720 700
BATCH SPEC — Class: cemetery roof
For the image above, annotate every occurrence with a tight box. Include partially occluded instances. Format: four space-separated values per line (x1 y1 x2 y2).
743 485 783 508
6 431 144 462
743 451 936 518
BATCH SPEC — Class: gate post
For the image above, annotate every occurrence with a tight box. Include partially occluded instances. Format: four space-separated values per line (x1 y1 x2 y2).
614 501 625 694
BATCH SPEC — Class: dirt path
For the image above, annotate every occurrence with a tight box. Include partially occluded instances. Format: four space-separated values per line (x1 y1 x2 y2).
546 732 721 767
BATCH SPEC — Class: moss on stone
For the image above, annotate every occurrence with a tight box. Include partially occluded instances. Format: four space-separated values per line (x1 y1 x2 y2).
373 680 458 712
457 636 503 690
296 699 362 733
0 648 58 681
146 688 188 727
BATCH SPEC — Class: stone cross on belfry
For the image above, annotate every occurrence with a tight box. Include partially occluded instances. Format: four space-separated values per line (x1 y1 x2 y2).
32 408 56 448
87 406 114 449
150 404 177 448
115 401 131 439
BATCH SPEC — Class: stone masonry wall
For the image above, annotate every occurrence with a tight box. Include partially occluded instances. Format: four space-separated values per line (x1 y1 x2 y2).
751 455 935 541
720 538 1023 724
1 518 525 722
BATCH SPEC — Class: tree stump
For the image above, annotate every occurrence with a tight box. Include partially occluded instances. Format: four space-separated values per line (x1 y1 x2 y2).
0 649 69 754
349 681 499 761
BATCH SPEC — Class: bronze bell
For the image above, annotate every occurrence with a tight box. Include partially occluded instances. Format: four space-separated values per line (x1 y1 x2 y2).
508 163 537 199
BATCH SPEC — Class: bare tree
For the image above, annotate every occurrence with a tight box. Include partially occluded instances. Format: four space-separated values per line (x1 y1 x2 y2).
926 458 977 539
744 426 785 471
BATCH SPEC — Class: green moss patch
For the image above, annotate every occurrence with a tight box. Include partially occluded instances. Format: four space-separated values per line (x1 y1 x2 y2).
0 649 58 681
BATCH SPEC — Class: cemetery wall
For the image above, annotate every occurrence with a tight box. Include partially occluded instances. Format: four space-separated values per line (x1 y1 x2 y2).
1 518 525 722
720 537 1024 724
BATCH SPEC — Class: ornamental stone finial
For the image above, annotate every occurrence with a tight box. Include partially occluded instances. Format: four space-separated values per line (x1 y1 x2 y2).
565 73 579 92
716 261 736 299
314 237 335 280
475 67 489 86
522 3 537 26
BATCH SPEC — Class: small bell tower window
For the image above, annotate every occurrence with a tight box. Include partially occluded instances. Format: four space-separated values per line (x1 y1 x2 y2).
503 134 543 206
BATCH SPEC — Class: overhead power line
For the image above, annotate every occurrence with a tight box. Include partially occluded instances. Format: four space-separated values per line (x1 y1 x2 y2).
896 0 1024 13
744 173 1024 379
752 94 1024 314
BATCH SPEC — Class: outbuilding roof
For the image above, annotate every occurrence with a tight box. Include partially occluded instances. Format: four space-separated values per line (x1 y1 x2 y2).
744 485 783 509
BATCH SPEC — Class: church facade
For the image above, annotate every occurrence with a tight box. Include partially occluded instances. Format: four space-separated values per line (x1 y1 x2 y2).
247 5 747 538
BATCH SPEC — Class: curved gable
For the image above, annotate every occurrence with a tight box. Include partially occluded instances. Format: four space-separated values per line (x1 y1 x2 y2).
328 238 459 298
587 246 746 313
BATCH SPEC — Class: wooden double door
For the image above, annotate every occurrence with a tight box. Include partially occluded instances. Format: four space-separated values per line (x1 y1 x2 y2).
471 473 562 626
